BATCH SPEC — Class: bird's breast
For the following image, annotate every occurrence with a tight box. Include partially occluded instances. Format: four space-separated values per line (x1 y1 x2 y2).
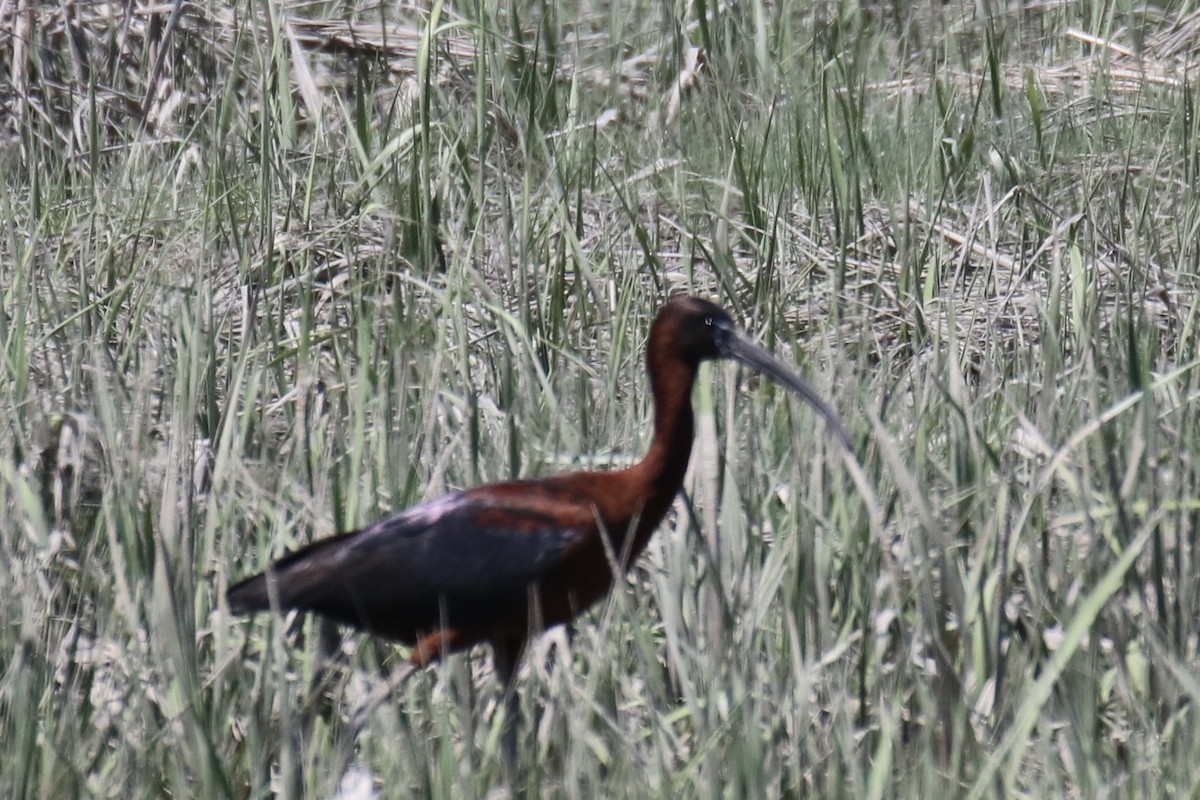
533 537 620 625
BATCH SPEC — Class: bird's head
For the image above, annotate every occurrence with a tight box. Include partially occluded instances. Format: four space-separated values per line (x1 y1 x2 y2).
651 296 853 451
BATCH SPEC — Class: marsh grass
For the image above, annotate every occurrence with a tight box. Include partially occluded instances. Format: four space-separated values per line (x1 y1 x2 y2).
2 0 1200 797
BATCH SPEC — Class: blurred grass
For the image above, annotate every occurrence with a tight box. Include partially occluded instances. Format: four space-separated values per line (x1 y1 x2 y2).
2 0 1200 797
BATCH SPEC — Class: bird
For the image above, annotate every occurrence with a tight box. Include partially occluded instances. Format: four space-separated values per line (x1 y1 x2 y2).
227 296 852 721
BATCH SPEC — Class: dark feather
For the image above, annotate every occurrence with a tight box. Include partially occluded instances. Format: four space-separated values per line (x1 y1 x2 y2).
226 488 589 643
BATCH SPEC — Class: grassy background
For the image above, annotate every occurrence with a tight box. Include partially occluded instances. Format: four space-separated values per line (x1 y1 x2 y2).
3 0 1200 797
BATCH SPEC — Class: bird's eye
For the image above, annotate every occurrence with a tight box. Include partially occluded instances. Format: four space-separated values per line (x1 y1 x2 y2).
704 316 713 326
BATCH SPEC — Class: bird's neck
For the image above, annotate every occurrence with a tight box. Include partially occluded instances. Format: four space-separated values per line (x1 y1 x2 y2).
641 357 696 493
619 357 697 558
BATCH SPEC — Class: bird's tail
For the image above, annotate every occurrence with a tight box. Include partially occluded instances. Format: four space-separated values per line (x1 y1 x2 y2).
226 572 272 614
226 529 359 615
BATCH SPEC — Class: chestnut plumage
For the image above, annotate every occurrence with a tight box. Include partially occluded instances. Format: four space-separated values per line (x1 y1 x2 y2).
226 296 851 682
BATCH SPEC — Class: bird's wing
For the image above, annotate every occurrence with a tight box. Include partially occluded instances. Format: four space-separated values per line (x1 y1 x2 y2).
227 484 596 640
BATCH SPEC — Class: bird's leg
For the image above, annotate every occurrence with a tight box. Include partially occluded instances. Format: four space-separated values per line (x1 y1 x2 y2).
300 619 346 743
492 637 525 775
334 658 420 776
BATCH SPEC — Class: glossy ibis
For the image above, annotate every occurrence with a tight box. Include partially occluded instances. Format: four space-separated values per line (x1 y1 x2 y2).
227 296 852 729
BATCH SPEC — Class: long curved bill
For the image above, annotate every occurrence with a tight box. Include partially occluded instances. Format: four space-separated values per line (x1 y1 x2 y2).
722 329 854 452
